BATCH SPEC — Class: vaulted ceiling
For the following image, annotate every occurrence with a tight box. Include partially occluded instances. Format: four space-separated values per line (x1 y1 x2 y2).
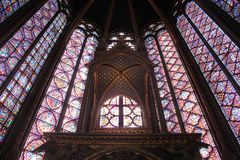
70 0 175 34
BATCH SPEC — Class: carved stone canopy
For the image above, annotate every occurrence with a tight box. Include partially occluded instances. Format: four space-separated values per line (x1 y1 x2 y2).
89 44 154 129
93 45 152 108
35 132 206 160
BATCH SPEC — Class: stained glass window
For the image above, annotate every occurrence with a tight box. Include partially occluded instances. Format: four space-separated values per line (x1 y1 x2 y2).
144 26 220 159
177 1 240 143
100 96 143 128
211 0 240 22
0 0 58 87
0 0 31 23
61 36 98 132
186 1 240 85
19 25 98 160
107 32 135 50
145 36 181 133
0 12 67 144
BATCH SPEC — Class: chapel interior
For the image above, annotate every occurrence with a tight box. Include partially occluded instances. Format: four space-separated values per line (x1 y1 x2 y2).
0 0 239 160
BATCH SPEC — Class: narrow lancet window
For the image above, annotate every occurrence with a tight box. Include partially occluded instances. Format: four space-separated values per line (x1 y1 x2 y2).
0 11 67 143
144 23 220 159
19 23 98 160
177 1 240 144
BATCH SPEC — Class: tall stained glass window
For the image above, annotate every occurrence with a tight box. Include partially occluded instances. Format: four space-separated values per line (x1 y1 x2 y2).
186 1 240 85
0 0 67 144
99 96 143 128
211 0 240 22
19 23 98 160
144 24 220 159
0 0 31 23
0 0 58 86
0 12 67 143
61 36 98 132
177 1 240 144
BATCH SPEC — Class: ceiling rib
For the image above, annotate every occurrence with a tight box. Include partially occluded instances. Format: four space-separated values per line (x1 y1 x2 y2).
128 0 139 43
103 0 117 39
72 0 96 26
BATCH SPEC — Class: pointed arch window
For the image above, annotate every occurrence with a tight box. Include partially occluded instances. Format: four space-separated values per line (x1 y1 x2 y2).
177 1 240 144
211 0 240 22
99 96 143 128
144 24 220 159
0 4 67 143
0 0 31 23
19 23 98 160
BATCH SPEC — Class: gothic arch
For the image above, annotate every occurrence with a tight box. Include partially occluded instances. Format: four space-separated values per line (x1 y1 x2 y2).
88 45 156 130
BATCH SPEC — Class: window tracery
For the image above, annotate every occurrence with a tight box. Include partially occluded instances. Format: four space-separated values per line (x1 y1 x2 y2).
144 24 220 159
99 96 143 128
177 1 240 143
0 9 67 143
61 36 98 132
19 22 98 160
186 1 240 85
0 0 58 87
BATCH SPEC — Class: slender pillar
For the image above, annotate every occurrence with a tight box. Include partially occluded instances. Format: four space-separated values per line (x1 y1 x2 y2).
147 75 160 132
148 0 240 159
77 68 95 132
149 74 168 132
119 96 124 127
